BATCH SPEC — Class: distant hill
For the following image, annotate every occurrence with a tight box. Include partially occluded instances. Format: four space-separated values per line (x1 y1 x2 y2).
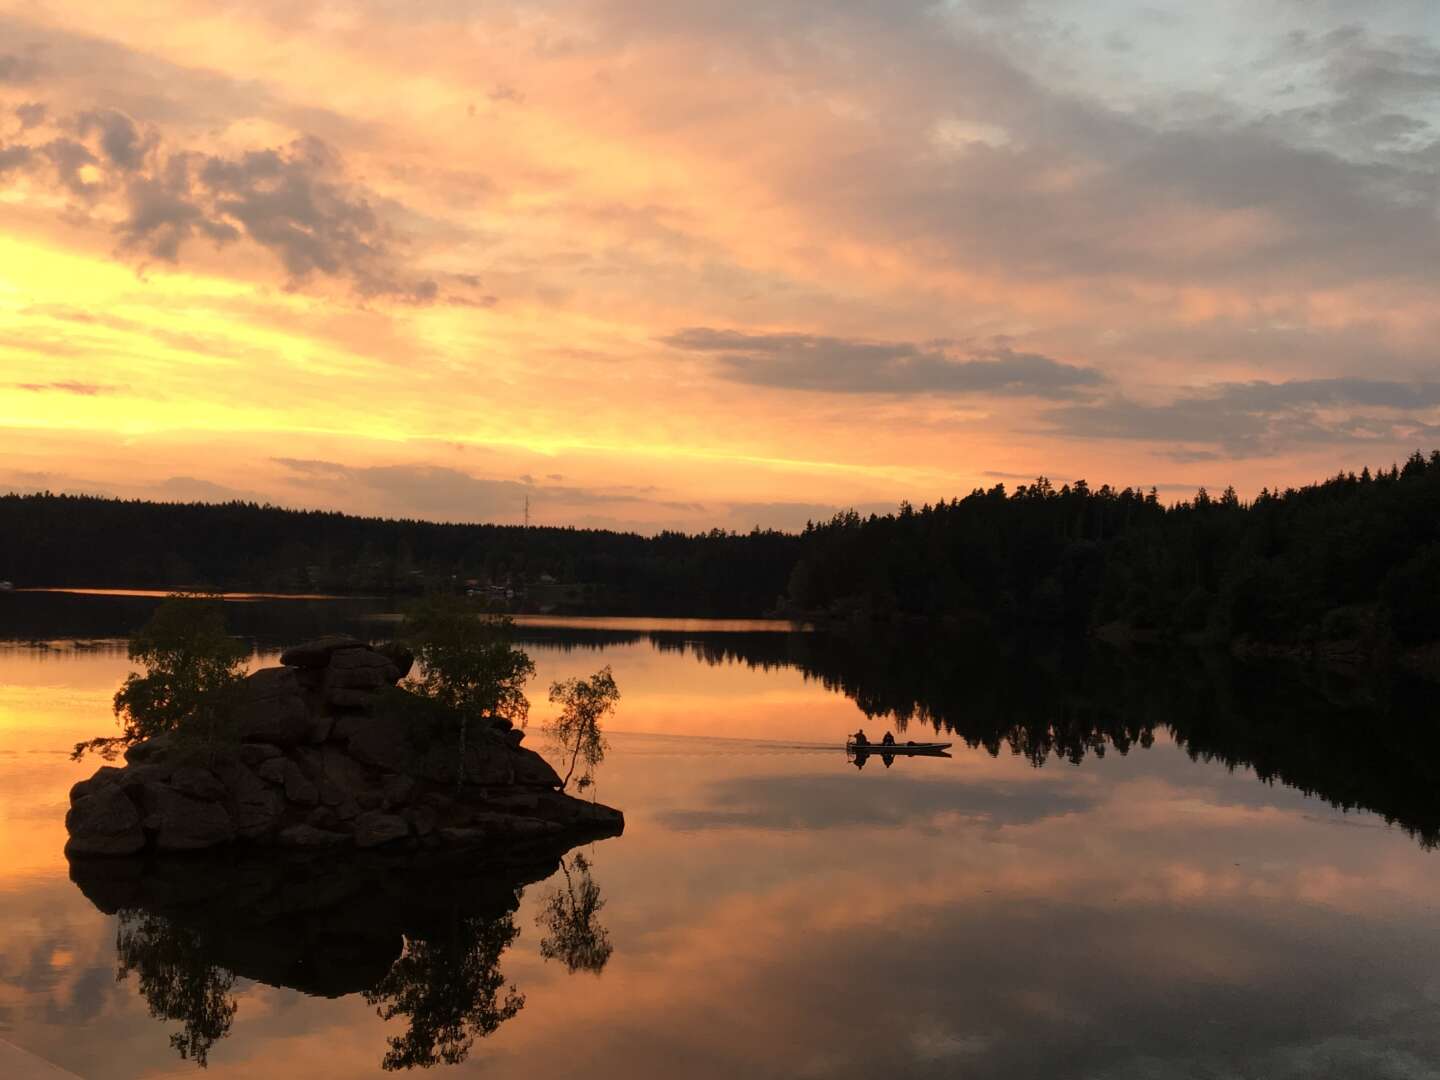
5 450 1439 657
0 493 799 617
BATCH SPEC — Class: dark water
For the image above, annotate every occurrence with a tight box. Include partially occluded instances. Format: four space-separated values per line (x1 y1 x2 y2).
2 591 1440 1079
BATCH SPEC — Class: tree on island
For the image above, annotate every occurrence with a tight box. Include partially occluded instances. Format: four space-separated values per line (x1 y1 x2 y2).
403 595 620 791
544 666 618 792
399 593 536 784
72 593 248 761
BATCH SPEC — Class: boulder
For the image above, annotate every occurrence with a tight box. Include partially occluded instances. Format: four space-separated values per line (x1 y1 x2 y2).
256 758 287 785
139 783 235 851
70 766 125 805
512 750 564 789
327 688 375 710
239 742 283 766
308 744 378 804
315 777 345 807
169 766 228 803
118 762 173 789
235 667 310 745
258 758 318 805
508 817 563 838
306 806 340 831
402 804 437 836
213 760 286 839
124 733 177 765
65 785 145 856
323 648 400 708
279 636 367 668
353 811 409 849
277 824 349 849
486 791 539 812
566 798 626 830
382 774 416 808
336 709 412 771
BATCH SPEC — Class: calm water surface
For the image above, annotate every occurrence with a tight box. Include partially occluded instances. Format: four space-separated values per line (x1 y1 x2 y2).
2 596 1440 1078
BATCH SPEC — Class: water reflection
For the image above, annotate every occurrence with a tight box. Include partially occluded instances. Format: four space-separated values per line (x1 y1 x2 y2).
9 599 1440 1076
518 625 1440 849
70 834 619 1070
116 911 236 1066
536 853 613 975
363 910 523 1071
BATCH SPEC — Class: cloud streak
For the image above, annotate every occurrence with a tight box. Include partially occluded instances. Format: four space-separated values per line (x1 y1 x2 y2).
664 328 1105 398
13 381 119 396
1044 378 1440 455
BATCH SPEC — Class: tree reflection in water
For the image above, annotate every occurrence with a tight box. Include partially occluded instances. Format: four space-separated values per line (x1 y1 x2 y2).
71 834 620 1070
364 908 525 1070
116 910 237 1067
536 852 613 975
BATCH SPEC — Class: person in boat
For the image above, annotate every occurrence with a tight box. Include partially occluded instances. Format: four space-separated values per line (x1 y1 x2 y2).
881 732 895 746
851 728 870 747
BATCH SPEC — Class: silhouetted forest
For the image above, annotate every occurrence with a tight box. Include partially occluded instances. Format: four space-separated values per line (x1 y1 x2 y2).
0 493 798 617
5 449 1439 647
783 450 1440 651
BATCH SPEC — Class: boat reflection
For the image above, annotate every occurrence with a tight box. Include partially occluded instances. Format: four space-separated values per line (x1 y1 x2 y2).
847 742 953 770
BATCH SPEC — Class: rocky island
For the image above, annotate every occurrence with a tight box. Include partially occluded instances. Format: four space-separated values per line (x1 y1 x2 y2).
64 635 623 857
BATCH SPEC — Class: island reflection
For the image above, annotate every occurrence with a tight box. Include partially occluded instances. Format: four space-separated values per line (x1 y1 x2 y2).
70 835 617 1070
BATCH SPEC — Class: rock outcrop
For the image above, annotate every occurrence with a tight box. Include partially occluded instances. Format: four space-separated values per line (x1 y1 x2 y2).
65 637 623 857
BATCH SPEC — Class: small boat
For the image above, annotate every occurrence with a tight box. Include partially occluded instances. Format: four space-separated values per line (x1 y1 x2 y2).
846 740 951 755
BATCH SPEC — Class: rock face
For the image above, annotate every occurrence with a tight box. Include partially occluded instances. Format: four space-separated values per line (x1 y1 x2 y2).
65 783 145 856
65 637 623 858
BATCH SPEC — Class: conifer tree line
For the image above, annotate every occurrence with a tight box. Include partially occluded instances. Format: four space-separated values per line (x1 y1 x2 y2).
3 449 1438 645
0 495 799 617
784 449 1440 647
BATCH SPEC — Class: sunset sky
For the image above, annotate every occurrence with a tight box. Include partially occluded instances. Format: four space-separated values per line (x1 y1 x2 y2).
1 1 1437 531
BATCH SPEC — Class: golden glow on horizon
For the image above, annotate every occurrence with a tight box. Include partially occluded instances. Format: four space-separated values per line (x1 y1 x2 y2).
1 2 1437 528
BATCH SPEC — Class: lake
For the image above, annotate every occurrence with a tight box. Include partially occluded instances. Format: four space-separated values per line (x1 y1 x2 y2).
2 591 1440 1078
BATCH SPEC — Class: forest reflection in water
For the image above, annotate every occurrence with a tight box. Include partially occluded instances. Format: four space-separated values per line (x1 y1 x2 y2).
515 622 1440 848
71 839 617 1071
